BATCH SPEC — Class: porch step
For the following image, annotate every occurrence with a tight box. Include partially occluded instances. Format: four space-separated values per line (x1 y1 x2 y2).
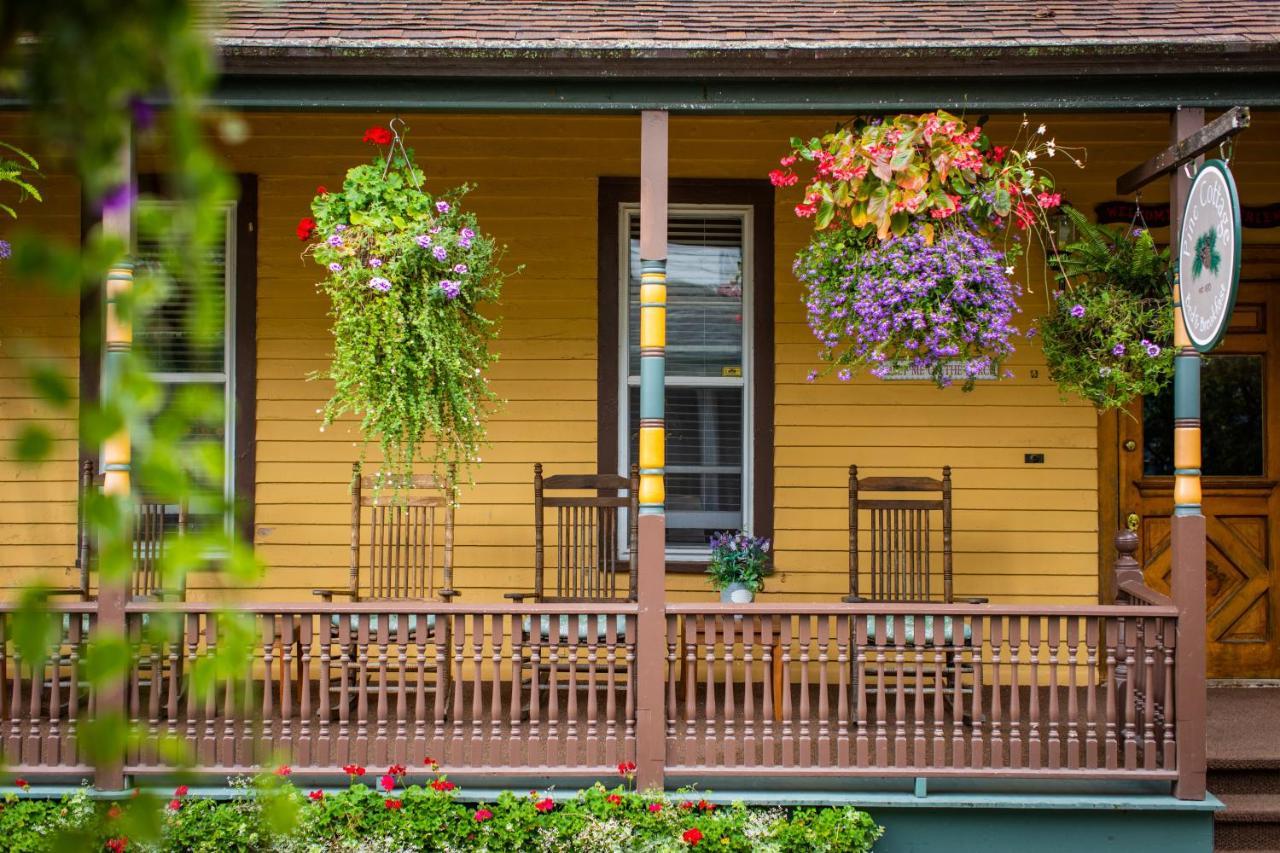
1209 686 1280 851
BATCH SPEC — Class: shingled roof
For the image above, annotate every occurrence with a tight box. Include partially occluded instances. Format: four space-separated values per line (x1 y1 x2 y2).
213 0 1280 77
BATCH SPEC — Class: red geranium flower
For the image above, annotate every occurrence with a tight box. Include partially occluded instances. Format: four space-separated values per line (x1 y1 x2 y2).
384 798 402 810
105 839 129 853
648 802 663 813
296 217 316 242
308 790 324 801
276 765 292 777
380 775 396 792
167 799 182 812
697 799 715 812
534 797 555 813
424 756 440 770
430 779 457 792
363 127 393 146
107 804 123 820
342 764 365 778
474 808 493 822
14 778 28 791
679 801 694 810
683 827 704 845
173 785 188 798
387 764 406 777
618 761 637 776
606 794 622 806
989 145 1008 163
316 185 328 196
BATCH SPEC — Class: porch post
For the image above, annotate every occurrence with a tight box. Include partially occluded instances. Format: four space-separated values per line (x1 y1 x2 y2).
634 109 668 790
95 136 136 792
1169 106 1207 801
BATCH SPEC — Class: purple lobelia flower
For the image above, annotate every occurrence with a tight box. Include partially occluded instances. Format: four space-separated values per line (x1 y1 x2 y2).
328 262 343 273
369 258 383 268
0 239 10 260
458 227 475 249
436 200 451 214
432 246 448 262
1112 343 1126 356
415 234 432 249
453 263 468 275
99 183 135 216
1070 304 1086 318
369 277 392 292
327 234 343 247
438 279 461 300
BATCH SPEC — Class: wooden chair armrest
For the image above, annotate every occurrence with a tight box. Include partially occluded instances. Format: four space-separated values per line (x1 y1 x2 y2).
439 588 460 601
503 591 536 602
311 588 353 601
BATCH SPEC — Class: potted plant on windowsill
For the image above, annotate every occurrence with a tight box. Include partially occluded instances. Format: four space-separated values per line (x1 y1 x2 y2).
707 531 772 603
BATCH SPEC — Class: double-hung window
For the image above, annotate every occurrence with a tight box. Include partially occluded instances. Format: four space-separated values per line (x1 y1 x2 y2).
134 200 237 532
619 205 752 556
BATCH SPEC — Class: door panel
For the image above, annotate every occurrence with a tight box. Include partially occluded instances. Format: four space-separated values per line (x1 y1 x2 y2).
1119 267 1280 679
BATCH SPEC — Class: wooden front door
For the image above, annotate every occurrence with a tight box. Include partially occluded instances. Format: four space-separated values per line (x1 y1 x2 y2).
1119 250 1280 678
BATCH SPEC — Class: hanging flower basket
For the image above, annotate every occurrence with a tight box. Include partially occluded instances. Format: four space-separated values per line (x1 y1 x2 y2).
1038 206 1174 410
774 111 1082 389
300 122 515 483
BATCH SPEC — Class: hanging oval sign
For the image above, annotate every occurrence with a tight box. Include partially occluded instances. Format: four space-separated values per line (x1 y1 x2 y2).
1178 158 1242 353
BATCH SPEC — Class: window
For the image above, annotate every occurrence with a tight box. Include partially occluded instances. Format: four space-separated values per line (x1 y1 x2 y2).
80 175 257 541
598 179 774 566
134 201 237 530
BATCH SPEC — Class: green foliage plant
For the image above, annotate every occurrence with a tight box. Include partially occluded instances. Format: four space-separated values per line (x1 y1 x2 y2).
706 531 773 594
0 140 41 221
303 126 513 486
1039 206 1175 410
0 764 883 853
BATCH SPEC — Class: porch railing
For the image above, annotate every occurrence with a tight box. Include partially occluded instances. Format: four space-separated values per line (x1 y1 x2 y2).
0 535 1188 792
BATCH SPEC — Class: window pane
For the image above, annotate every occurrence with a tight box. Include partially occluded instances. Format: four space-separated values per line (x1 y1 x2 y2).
627 214 745 378
1143 354 1265 476
135 204 229 374
629 386 743 548
141 382 228 532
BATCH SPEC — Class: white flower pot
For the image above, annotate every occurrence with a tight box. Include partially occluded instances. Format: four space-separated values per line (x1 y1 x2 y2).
720 583 754 604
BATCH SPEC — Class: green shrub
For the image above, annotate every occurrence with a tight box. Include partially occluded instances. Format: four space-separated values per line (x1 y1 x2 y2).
0 772 883 852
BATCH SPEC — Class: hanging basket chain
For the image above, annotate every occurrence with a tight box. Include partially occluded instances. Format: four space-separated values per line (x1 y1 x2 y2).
382 116 423 190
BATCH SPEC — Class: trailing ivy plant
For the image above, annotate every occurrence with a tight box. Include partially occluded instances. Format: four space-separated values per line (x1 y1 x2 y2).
303 128 514 485
1039 205 1175 410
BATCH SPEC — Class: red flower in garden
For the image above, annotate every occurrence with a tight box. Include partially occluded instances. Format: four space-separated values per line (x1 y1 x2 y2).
387 764 407 777
296 217 316 241
697 799 716 812
794 203 817 219
989 145 1008 163
308 790 324 802
474 808 493 822
424 756 440 770
276 765 292 777
648 802 663 813
679 801 694 810
363 126 393 146
105 839 129 853
683 827 704 845
430 779 457 792
769 169 799 187
534 797 555 813
607 794 622 806
173 785 189 798
779 155 797 167
14 778 29 791
167 799 182 812
1036 192 1062 209
107 804 123 820
380 774 396 792
1013 200 1036 230
342 764 365 778
316 185 328 196
384 798 403 810
618 761 637 776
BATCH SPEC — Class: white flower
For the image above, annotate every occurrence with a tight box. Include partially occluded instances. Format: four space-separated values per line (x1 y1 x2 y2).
1046 139 1056 156
1005 265 1015 275
1026 150 1037 161
1037 123 1047 135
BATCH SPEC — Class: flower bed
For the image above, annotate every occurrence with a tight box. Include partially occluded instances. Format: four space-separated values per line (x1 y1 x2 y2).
0 766 882 852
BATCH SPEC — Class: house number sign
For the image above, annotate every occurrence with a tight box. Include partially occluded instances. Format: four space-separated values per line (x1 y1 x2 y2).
1178 159 1242 353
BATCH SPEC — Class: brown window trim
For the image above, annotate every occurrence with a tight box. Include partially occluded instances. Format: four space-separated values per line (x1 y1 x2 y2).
79 174 258 544
597 177 774 574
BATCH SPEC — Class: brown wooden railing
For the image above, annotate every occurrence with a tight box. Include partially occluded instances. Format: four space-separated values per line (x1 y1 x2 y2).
0 536 1192 792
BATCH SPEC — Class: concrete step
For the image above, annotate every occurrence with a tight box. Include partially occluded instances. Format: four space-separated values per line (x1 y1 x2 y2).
1214 793 1280 851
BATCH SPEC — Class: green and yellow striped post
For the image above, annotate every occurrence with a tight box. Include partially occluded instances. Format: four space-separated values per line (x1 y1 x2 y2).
1170 270 1201 518
634 109 668 791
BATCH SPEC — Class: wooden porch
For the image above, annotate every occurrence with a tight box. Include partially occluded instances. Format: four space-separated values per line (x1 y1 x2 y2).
1 576 1186 792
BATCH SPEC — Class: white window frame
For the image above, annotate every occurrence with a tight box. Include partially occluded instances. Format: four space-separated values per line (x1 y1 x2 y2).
136 201 238 535
616 202 755 560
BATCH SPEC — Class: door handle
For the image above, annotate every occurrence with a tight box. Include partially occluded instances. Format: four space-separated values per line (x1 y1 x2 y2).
1126 513 1140 532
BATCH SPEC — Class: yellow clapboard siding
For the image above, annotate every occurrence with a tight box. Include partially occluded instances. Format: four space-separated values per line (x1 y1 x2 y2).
7 110 1280 605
